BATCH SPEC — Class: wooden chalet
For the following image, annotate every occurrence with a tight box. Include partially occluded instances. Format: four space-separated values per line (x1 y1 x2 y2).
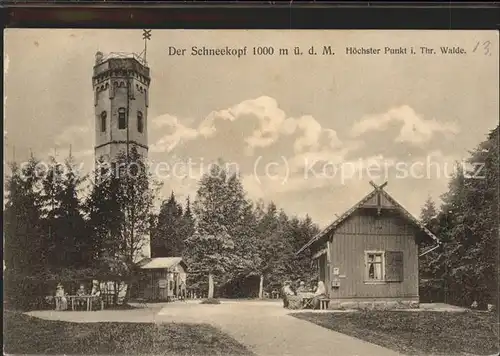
297 181 441 310
136 257 188 301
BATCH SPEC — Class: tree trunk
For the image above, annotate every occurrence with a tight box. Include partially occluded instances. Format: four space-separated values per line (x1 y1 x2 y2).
258 274 264 299
123 277 132 304
208 273 214 299
113 281 119 305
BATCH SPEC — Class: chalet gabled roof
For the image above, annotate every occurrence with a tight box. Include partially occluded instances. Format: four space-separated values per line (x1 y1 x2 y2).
137 257 187 270
296 181 441 255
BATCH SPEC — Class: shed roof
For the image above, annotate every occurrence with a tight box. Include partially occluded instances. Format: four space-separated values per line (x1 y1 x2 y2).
296 181 440 255
137 257 187 270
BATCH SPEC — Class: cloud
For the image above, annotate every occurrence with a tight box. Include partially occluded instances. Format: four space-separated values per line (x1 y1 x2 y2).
150 96 344 157
151 114 201 153
54 125 91 146
146 99 462 227
293 115 322 153
350 105 460 145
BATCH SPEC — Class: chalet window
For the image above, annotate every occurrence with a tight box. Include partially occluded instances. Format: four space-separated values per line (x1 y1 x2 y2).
365 251 384 281
364 250 404 283
118 107 127 129
100 111 107 132
137 111 144 133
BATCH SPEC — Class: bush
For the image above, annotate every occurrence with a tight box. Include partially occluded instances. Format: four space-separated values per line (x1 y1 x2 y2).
4 273 57 311
200 298 221 305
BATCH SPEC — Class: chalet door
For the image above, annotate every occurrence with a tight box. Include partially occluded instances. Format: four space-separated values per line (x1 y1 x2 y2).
318 254 327 283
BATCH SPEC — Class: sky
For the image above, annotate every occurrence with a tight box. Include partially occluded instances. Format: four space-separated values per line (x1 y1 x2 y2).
4 29 499 228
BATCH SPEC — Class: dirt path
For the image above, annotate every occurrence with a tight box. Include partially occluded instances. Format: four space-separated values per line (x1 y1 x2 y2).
156 300 402 356
28 300 402 356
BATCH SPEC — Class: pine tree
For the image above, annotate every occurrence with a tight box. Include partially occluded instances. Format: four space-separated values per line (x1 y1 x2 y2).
56 154 89 269
4 158 47 275
4 157 49 309
181 196 195 243
422 125 499 308
39 156 65 269
420 196 438 226
289 215 320 285
186 162 259 298
86 147 162 303
458 125 499 306
255 202 287 291
115 147 161 265
85 156 124 261
39 154 89 270
151 191 185 257
185 227 237 299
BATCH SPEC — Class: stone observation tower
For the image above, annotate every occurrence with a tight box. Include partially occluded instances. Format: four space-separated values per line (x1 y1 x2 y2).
92 51 151 164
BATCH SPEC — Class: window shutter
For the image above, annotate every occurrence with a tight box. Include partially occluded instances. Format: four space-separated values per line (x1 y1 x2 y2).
385 251 403 282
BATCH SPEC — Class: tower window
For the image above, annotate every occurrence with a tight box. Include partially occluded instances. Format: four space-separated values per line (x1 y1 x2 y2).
118 107 127 129
100 111 107 132
137 111 144 133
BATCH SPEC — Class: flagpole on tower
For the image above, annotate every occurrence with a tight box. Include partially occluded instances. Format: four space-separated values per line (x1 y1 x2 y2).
142 29 151 65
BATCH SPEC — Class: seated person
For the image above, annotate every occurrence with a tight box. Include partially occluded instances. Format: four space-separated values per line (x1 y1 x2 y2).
76 284 87 309
281 281 295 308
296 281 308 293
55 283 68 311
312 281 327 310
90 282 102 310
311 282 317 292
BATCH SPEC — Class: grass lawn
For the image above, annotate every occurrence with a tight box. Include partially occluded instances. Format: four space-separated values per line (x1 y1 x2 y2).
4 310 254 355
291 310 499 355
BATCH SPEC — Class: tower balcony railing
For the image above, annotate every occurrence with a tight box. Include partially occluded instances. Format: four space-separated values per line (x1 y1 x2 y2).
100 52 148 67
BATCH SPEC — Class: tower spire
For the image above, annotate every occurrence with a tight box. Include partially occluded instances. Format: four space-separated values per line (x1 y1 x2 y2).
142 29 151 65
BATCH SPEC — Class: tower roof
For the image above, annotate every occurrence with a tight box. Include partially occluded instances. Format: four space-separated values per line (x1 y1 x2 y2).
93 51 150 79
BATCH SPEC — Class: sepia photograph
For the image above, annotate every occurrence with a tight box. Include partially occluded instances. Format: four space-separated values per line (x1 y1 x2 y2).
3 29 499 356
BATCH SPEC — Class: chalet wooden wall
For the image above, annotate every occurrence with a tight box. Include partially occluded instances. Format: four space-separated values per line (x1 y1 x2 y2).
326 209 419 300
140 264 187 301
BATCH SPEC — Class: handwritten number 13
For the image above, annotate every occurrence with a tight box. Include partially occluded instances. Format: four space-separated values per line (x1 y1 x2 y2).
473 41 491 56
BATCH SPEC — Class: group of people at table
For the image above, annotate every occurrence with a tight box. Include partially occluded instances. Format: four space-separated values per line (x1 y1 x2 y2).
281 280 327 309
54 281 103 311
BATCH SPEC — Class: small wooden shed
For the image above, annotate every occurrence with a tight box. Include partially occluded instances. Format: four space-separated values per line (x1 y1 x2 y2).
136 257 188 301
297 181 441 310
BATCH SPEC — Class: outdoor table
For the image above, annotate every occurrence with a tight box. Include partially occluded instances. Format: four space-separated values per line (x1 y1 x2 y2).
297 292 315 309
67 295 103 311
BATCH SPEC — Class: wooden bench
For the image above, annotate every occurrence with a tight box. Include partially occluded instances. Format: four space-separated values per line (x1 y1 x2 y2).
319 299 330 310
